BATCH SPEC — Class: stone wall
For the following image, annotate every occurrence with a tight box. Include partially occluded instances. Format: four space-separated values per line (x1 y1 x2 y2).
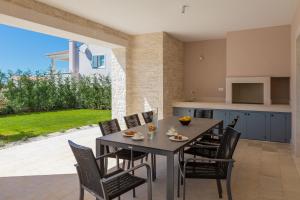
163 33 184 117
126 33 164 118
111 48 127 127
126 33 184 119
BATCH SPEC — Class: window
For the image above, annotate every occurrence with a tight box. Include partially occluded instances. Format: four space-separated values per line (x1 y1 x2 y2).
92 55 105 69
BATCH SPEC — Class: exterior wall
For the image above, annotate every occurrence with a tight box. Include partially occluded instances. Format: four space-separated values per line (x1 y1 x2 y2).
78 44 112 76
163 33 184 117
227 25 291 77
291 4 300 156
127 33 164 118
111 48 127 127
183 39 226 102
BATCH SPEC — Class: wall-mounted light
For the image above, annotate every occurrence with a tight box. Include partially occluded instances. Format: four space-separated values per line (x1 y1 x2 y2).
199 56 204 61
181 5 189 14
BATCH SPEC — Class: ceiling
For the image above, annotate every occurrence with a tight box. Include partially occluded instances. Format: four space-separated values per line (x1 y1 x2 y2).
37 0 299 41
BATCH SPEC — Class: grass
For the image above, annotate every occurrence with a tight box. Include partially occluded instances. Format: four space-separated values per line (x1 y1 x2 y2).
0 109 111 144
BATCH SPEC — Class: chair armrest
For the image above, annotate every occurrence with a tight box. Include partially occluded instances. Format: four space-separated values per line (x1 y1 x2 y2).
95 149 122 160
101 163 151 183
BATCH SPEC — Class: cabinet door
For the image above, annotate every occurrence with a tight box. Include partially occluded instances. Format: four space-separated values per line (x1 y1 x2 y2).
213 110 228 126
173 107 194 117
229 111 247 138
270 113 287 143
246 112 266 141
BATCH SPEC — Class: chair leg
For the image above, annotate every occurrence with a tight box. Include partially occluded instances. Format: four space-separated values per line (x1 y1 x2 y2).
177 166 180 198
122 160 126 169
226 178 232 200
216 179 222 198
132 160 136 198
127 160 131 169
183 176 186 200
79 187 84 200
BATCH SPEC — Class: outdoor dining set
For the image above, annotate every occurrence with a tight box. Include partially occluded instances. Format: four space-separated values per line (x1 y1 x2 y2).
68 109 241 200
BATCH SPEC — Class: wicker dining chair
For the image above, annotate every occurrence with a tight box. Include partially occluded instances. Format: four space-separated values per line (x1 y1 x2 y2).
124 114 141 129
99 118 149 197
68 140 152 200
124 113 156 181
142 111 154 124
178 127 241 200
184 117 239 158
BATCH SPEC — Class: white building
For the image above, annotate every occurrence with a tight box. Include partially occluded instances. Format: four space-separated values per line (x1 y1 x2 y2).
46 40 111 77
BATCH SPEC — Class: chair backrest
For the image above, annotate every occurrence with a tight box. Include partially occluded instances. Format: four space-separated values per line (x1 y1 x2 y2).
216 127 241 174
99 119 121 136
124 114 141 129
194 109 213 119
68 140 104 199
98 119 121 153
142 111 153 124
228 116 239 129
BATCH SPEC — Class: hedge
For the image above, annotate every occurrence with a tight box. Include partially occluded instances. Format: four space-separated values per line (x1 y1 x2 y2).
0 70 111 114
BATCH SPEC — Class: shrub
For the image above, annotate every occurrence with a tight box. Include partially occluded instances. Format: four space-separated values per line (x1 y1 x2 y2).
0 70 111 114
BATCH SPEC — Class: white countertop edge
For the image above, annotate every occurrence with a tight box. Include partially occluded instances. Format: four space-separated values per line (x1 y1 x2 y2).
173 102 291 113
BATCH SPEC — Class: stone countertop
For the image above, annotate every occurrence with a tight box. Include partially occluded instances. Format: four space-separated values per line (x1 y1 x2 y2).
173 101 292 113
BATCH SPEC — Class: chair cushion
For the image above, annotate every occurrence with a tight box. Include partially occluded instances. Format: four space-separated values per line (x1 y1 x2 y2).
180 161 227 179
103 169 146 199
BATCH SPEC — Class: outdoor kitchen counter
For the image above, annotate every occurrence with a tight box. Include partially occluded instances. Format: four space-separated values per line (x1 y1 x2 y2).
173 102 291 113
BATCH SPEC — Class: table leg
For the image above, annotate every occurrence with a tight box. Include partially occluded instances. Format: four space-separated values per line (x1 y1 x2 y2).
151 153 157 181
166 152 174 200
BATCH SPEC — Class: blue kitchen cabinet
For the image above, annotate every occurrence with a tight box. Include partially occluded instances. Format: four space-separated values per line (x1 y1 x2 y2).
245 112 266 141
173 107 291 143
173 107 194 117
269 113 291 143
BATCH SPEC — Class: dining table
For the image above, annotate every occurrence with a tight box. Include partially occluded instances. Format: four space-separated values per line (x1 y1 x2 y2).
96 116 223 200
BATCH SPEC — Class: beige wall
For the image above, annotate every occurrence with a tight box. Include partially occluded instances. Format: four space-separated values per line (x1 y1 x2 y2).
291 4 300 156
163 33 184 117
127 33 164 118
227 25 291 77
126 33 184 118
183 39 226 102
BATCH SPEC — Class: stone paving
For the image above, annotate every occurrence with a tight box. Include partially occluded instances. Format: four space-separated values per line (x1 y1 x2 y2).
0 126 115 177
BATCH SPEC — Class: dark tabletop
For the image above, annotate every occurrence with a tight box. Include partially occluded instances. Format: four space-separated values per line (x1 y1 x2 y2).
96 116 221 154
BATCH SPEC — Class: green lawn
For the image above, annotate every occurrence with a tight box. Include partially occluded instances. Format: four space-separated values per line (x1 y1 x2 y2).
0 109 111 144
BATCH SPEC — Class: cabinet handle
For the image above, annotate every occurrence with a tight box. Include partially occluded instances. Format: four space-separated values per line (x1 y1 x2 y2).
271 114 274 117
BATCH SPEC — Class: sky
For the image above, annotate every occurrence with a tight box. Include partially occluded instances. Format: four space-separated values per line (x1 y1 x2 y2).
0 24 69 74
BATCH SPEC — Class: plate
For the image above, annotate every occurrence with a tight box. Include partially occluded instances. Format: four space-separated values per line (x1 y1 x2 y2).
166 130 177 136
132 135 145 141
169 135 189 142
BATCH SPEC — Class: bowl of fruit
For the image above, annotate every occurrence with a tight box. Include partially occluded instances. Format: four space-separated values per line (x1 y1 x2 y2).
178 116 192 126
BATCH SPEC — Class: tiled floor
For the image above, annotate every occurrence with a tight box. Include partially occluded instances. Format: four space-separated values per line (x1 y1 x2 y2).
1 139 300 200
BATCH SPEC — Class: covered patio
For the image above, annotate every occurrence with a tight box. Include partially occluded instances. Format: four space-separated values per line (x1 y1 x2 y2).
2 0 300 200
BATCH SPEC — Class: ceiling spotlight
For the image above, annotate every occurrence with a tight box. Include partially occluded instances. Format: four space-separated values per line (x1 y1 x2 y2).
181 5 189 14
